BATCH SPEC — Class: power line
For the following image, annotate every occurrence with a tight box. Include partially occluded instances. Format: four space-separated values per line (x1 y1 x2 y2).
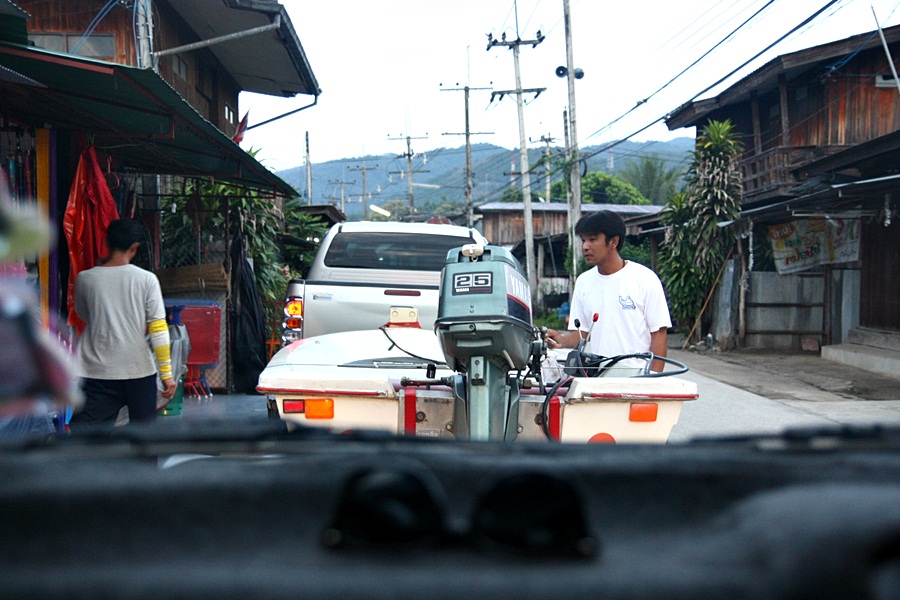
573 0 844 168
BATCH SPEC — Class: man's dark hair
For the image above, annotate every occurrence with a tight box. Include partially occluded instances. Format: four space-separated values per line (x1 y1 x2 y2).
106 219 145 252
574 210 626 251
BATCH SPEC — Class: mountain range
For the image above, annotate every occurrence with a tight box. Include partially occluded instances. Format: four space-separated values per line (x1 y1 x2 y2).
276 137 695 219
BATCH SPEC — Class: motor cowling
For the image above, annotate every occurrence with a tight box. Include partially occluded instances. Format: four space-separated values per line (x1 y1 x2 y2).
434 244 533 373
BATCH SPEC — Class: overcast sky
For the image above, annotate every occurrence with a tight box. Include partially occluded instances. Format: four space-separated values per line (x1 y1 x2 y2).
237 0 900 172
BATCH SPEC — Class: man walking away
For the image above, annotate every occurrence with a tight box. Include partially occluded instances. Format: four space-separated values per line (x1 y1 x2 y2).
69 219 176 430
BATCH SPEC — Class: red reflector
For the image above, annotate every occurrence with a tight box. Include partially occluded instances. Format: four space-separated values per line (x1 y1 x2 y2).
588 433 616 444
283 399 305 413
384 289 422 297
284 317 302 329
629 403 659 422
549 396 561 441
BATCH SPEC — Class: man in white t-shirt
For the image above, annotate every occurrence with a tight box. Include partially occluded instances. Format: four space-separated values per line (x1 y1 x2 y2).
546 210 671 372
69 219 177 430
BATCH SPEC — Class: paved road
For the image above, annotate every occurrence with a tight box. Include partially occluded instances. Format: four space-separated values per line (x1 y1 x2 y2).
668 348 900 442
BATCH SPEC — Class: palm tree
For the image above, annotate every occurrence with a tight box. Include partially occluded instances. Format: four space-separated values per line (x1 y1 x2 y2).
684 119 743 277
659 119 743 335
618 155 684 204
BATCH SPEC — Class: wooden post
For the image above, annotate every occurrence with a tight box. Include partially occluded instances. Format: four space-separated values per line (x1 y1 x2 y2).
779 74 790 147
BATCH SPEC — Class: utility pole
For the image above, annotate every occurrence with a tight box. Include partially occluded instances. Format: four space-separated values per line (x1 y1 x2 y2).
349 161 379 219
539 134 556 203
563 0 583 274
327 174 356 214
305 131 313 206
388 135 428 212
441 84 493 228
487 18 546 299
564 108 576 282
136 0 153 69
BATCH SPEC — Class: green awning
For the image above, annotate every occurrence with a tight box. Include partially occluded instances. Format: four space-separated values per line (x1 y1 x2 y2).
0 42 296 197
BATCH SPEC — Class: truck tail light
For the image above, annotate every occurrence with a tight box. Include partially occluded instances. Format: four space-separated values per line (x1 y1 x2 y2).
284 298 303 318
283 317 302 330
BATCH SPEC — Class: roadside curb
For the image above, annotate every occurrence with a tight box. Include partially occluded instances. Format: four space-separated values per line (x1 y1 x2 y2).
668 348 900 403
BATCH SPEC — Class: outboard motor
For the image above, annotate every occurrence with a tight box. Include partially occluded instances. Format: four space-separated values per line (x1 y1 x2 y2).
434 244 536 441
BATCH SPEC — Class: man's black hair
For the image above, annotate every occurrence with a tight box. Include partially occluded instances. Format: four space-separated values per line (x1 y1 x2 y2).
106 219 145 252
574 210 625 251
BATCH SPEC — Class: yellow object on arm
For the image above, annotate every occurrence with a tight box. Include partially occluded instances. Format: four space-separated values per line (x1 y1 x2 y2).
148 318 173 381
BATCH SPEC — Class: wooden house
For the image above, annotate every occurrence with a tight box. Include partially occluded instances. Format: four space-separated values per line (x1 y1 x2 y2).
666 25 900 369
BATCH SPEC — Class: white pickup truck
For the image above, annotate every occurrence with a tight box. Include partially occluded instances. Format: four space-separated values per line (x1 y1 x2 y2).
281 221 488 345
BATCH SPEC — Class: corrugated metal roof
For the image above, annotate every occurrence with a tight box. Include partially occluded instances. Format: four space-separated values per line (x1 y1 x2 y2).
0 1 28 18
476 202 662 216
0 42 296 195
666 24 900 130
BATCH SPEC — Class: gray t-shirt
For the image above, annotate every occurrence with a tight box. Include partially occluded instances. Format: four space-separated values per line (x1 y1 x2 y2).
75 264 166 380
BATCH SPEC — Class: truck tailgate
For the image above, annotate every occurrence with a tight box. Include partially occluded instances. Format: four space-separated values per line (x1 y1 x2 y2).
302 281 440 338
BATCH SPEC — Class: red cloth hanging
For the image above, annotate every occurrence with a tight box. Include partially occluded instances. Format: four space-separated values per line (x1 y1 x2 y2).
62 146 120 335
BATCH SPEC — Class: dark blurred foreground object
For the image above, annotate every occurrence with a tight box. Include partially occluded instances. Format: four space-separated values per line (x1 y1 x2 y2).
0 172 77 432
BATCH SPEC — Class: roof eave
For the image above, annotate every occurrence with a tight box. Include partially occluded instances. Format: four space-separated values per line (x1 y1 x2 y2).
665 24 900 130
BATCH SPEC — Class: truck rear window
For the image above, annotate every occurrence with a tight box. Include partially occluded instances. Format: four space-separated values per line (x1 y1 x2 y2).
324 232 476 272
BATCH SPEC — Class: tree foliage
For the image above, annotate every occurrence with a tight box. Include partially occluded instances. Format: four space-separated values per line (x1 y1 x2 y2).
618 155 685 204
550 170 649 205
498 187 524 203
683 119 743 275
659 120 743 332
658 192 706 329
280 197 329 277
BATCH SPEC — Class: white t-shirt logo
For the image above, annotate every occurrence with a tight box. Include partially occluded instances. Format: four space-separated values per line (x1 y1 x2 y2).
618 295 636 310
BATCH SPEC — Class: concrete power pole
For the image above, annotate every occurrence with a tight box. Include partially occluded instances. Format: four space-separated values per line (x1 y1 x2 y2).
327 174 356 214
305 131 313 206
349 162 379 219
441 85 492 228
564 108 576 282
389 135 428 212
487 25 546 299
563 0 583 275
540 134 556 203
136 0 153 69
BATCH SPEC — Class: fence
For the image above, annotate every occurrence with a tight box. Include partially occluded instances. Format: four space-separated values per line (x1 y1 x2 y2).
156 212 231 391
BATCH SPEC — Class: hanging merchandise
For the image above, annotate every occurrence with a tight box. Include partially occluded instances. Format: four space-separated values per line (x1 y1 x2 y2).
229 230 268 393
14 137 24 203
5 151 16 204
25 140 35 203
62 145 120 335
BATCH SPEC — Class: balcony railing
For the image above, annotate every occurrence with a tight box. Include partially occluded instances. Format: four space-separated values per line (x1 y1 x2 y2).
740 146 818 200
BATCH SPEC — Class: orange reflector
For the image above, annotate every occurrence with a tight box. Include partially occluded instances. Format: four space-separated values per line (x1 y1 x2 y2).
284 317 302 329
284 300 303 317
629 402 659 422
588 433 616 444
283 399 305 413
305 398 335 419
